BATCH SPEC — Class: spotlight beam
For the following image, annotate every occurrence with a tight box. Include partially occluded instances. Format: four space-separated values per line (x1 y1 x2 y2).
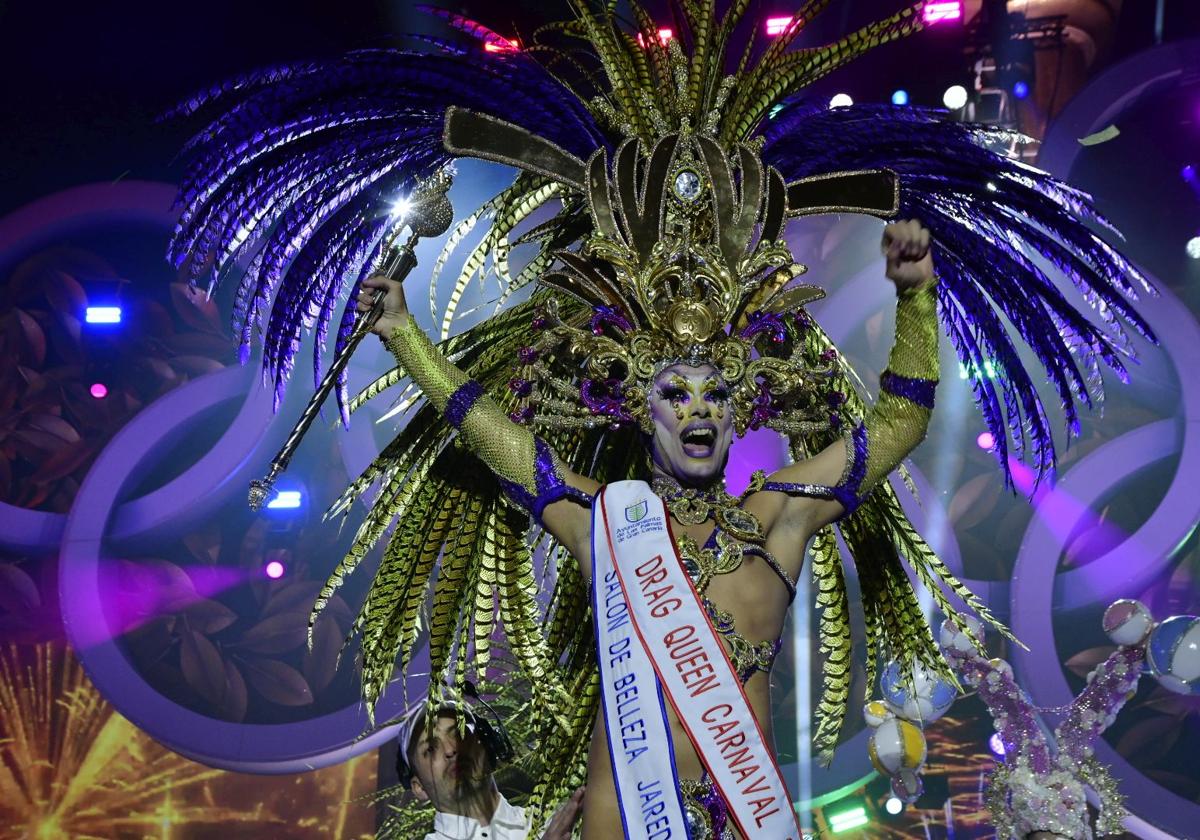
1008 457 1132 566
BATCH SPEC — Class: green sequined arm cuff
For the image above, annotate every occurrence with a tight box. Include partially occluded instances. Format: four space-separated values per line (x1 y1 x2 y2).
859 280 939 492
384 317 538 494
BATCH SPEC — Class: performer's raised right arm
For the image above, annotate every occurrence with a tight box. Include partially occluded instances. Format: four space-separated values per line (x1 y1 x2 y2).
361 276 599 569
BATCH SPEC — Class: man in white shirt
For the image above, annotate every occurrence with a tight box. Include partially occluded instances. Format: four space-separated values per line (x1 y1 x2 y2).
399 703 584 840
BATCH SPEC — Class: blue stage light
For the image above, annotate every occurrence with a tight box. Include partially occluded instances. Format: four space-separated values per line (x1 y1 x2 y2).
266 490 303 510
1012 80 1030 100
891 89 909 106
85 306 122 324
959 359 998 380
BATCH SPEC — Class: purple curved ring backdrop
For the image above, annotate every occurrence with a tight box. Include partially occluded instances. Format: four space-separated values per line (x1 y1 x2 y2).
1010 38 1200 837
57 336 419 772
0 182 421 772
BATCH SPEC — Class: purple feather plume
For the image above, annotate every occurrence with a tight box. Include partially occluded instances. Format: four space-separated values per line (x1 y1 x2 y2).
761 102 1157 486
170 22 601 417
169 12 1153 490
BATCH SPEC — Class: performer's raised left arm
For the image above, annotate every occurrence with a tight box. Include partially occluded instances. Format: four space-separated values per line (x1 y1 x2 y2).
753 219 937 568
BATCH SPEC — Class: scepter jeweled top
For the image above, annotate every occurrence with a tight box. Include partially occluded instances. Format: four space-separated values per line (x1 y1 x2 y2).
247 169 454 511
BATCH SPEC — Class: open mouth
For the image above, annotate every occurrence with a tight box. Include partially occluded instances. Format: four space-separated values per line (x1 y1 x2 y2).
680 421 718 457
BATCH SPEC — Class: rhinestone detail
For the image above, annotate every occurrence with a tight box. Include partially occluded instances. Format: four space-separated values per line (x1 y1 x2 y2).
674 169 702 202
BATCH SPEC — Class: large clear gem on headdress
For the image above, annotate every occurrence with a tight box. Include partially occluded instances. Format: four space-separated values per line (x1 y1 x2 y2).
674 169 702 202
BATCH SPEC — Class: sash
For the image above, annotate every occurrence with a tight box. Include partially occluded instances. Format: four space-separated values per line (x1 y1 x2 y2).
594 481 801 839
593 490 687 840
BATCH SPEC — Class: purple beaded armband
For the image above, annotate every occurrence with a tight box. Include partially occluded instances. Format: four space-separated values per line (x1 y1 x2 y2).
759 422 871 518
831 422 869 515
879 370 937 409
760 480 835 502
497 437 592 522
445 380 485 429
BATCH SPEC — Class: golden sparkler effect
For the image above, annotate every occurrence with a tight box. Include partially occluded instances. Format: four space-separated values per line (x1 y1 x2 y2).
0 642 376 839
0 642 224 838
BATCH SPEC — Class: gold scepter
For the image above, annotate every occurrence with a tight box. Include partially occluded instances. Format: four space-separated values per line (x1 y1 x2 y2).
247 169 455 511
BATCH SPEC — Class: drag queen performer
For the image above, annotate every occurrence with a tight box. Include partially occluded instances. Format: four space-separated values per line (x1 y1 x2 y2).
168 3 1155 837
359 215 935 839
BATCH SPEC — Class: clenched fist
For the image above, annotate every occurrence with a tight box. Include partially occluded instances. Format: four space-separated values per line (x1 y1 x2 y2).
882 218 935 292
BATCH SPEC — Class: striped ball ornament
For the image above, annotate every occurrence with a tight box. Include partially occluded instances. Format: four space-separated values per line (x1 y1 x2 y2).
1148 615 1200 695
1102 599 1153 646
868 717 927 776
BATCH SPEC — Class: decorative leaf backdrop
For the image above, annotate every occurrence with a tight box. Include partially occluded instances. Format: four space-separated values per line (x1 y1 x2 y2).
0 246 232 512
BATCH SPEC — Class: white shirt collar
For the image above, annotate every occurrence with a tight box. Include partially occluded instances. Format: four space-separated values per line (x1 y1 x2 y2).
427 793 529 840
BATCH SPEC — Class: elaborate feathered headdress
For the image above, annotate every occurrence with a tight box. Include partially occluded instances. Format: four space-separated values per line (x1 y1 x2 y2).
170 0 1155 818
498 119 836 436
